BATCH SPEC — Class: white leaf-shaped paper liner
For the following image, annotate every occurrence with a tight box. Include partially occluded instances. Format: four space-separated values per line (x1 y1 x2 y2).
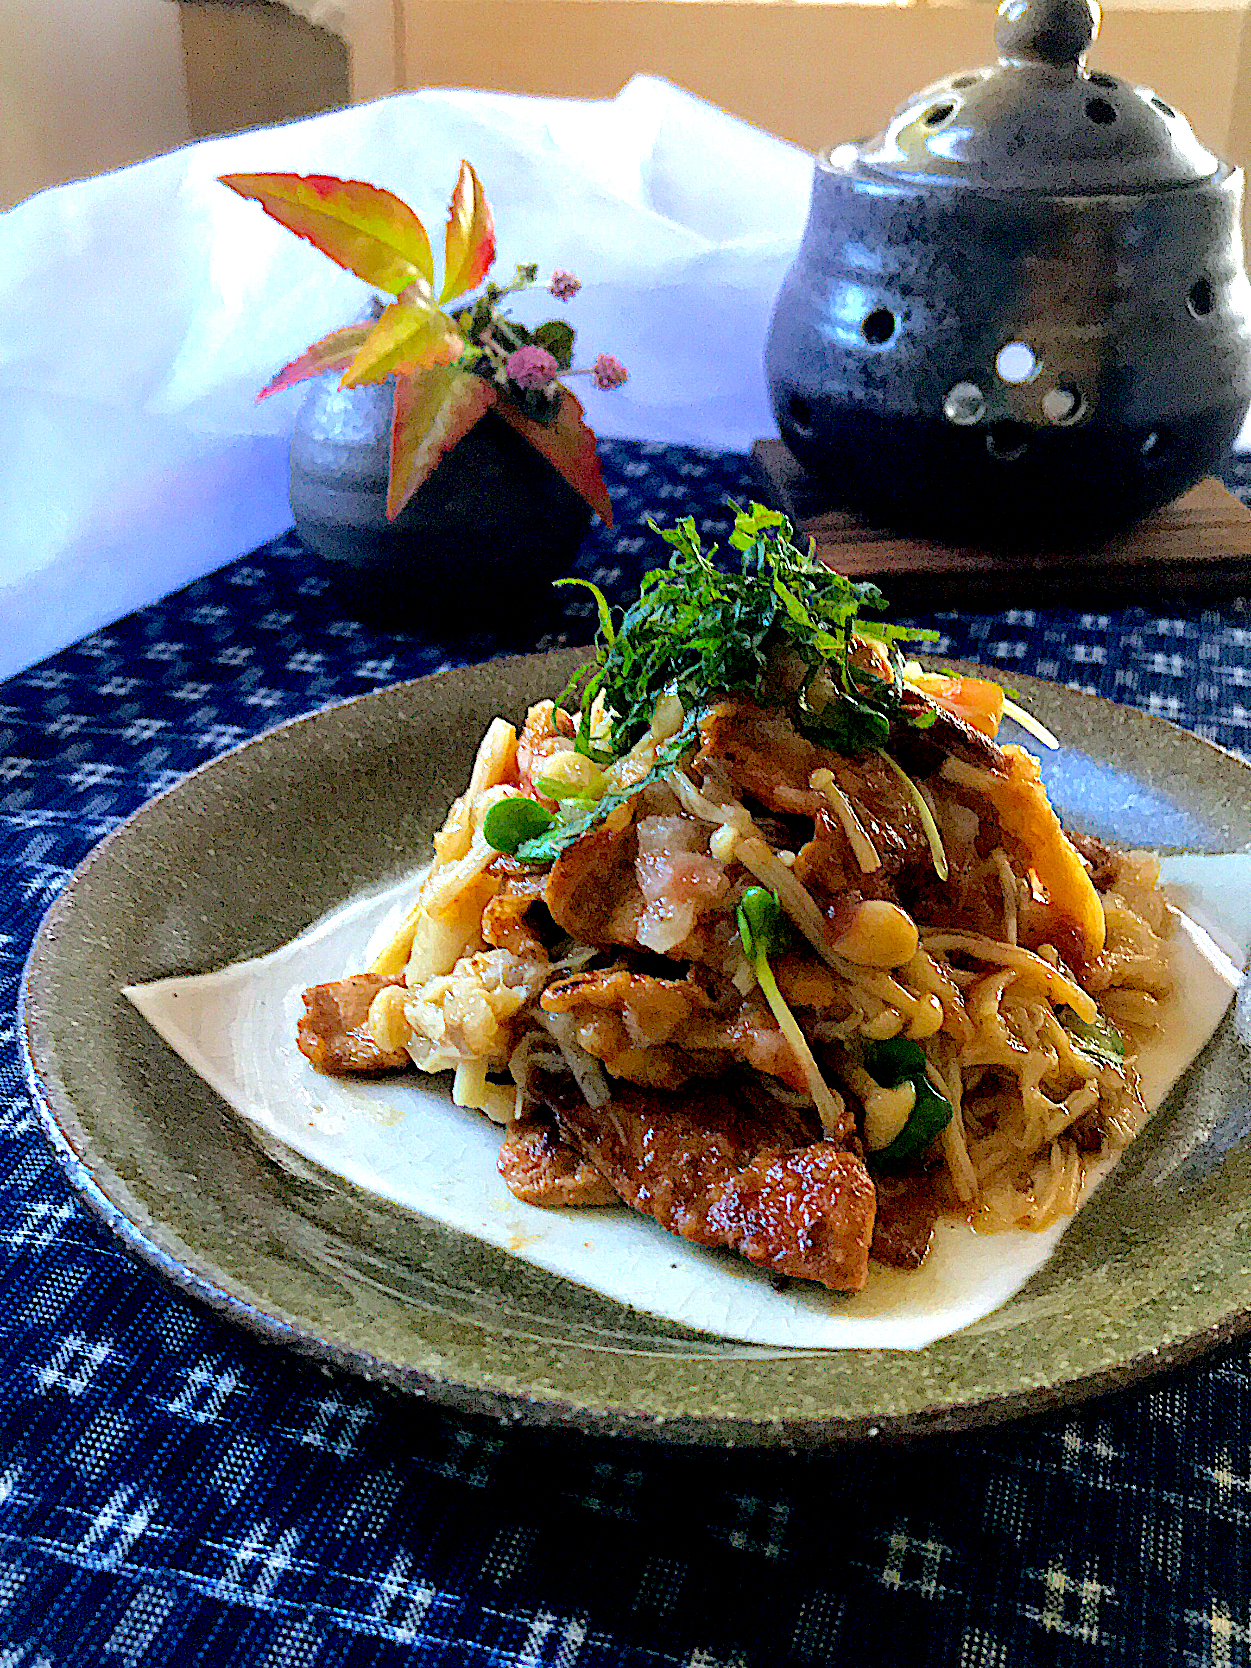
125 853 1251 1351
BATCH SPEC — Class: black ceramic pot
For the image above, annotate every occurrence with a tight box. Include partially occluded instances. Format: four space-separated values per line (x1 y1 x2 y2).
764 0 1251 546
289 375 593 629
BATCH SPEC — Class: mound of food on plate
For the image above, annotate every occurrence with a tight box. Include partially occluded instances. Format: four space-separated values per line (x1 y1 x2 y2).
296 505 1173 1293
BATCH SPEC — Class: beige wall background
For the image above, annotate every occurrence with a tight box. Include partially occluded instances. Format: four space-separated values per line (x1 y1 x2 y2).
3 0 1249 210
0 0 349 210
1 0 191 210
394 1 1251 162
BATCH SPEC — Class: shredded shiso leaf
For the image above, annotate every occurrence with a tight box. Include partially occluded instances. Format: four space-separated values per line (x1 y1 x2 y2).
487 504 962 866
562 503 937 763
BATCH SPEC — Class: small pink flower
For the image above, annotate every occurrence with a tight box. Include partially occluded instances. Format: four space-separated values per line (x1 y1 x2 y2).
506 345 559 390
549 269 582 301
592 354 628 391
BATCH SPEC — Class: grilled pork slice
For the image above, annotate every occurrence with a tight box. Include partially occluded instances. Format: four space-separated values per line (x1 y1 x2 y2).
893 688 1007 776
697 694 1005 824
695 698 823 816
297 974 411 1075
793 758 933 900
497 1113 618 1207
698 697 934 903
535 1070 876 1291
696 697 952 883
545 818 643 947
482 867 550 956
541 966 813 1097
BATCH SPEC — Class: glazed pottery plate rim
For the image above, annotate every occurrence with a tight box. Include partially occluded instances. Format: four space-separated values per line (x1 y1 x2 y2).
19 654 1251 1447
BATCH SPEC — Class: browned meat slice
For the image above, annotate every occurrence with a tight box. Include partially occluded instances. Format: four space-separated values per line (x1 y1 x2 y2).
482 867 549 956
1067 830 1121 892
794 752 933 902
702 1145 876 1290
696 698 938 907
697 692 1005 832
869 1173 939 1270
536 1071 875 1291
792 816 901 909
297 974 410 1075
545 818 642 946
893 689 1008 776
498 1113 618 1207
541 966 704 1043
831 752 931 867
695 698 821 815
1071 1108 1107 1153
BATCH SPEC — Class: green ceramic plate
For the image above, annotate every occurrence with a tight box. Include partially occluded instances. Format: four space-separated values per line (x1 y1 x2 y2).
20 653 1251 1445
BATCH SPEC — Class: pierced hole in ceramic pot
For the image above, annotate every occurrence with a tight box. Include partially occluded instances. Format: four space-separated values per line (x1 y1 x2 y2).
1151 96 1176 117
950 74 979 89
995 341 1038 384
1088 71 1117 87
1042 386 1085 426
1086 97 1117 125
1140 429 1171 465
944 382 986 426
1188 278 1214 319
861 308 897 347
788 394 816 437
986 422 1030 461
923 102 956 128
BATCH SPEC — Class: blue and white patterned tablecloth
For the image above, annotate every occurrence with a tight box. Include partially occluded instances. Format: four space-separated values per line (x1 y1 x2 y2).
3 441 1251 1667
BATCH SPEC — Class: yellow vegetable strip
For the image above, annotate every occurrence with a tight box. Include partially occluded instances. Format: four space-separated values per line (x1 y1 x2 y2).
941 750 1104 959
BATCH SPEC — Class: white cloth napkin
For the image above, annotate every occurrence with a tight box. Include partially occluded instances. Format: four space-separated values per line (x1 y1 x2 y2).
0 78 812 682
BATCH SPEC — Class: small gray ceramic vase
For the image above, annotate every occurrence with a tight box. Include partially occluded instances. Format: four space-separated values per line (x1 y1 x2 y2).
765 0 1251 545
289 375 593 629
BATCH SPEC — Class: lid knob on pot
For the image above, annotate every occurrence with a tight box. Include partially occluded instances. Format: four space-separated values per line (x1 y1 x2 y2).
856 0 1216 195
995 0 1099 70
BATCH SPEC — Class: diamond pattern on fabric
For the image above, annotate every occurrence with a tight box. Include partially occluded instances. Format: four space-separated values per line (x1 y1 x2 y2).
0 441 1249 1665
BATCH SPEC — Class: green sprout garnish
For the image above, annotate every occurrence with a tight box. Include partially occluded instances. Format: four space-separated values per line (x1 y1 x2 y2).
737 885 793 968
862 1035 954 1170
561 502 937 763
481 797 557 855
483 716 702 866
736 887 844 1136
